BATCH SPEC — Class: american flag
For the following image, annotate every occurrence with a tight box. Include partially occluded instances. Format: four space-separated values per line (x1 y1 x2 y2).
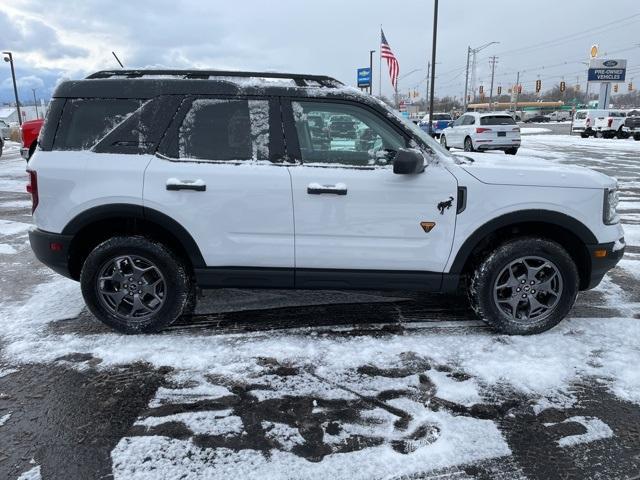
381 29 399 89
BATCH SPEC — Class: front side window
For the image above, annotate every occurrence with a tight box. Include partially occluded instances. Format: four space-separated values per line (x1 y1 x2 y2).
54 98 142 150
292 101 405 166
178 99 269 161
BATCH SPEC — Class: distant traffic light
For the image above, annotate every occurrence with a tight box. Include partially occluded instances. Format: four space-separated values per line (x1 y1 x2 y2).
497 86 502 95
629 82 634 92
559 81 566 93
613 84 619 93
535 79 542 93
479 85 484 95
517 84 522 94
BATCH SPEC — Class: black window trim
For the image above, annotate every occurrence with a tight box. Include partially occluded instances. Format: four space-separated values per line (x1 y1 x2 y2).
156 94 285 164
281 97 411 170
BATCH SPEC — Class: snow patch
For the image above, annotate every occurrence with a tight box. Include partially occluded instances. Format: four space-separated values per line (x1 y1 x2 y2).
16 465 41 480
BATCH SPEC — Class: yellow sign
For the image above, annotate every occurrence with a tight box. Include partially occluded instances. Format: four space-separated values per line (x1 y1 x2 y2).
590 44 598 58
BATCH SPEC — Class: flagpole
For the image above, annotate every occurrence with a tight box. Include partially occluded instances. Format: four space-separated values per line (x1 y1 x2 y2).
379 25 382 97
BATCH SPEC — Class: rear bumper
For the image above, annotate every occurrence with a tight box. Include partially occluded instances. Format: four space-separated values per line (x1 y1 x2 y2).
28 228 75 279
476 141 521 151
584 239 625 290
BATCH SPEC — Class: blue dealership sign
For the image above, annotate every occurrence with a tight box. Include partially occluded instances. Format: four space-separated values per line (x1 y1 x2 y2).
587 59 627 82
357 67 372 88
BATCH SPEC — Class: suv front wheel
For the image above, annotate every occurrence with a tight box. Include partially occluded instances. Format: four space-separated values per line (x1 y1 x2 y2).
80 236 193 334
468 237 579 335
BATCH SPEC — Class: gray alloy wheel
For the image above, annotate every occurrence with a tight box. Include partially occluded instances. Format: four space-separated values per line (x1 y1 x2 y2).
492 256 563 323
96 255 166 321
464 137 474 152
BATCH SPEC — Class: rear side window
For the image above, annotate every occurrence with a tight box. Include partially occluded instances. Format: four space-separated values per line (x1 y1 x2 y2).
54 98 142 150
480 115 515 126
178 99 269 161
575 112 587 120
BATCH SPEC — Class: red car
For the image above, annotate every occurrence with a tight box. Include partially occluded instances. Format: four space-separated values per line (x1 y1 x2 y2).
20 118 43 160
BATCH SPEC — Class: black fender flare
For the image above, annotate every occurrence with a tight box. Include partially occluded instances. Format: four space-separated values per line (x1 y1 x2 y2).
448 209 597 274
62 203 206 268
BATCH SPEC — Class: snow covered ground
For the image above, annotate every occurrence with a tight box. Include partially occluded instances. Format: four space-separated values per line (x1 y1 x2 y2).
1 136 639 479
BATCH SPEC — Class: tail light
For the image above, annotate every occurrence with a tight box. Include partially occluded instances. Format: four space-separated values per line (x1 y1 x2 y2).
476 127 492 133
607 118 613 128
26 170 38 213
586 118 591 126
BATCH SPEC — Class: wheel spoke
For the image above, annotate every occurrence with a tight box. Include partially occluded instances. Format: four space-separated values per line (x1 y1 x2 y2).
102 289 127 308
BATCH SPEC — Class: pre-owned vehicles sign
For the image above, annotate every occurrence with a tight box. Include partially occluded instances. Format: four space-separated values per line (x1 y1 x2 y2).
588 59 627 82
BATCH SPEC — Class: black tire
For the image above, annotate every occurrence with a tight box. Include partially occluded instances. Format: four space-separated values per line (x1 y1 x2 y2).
504 148 518 155
463 136 474 152
80 236 193 334
440 135 450 150
616 129 629 139
580 133 589 139
468 237 579 335
634 133 640 141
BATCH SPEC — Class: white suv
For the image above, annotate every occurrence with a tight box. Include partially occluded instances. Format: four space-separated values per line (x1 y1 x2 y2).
27 70 625 335
439 112 521 155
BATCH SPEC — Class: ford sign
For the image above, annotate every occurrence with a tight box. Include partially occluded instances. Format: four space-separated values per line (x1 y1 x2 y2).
603 60 618 67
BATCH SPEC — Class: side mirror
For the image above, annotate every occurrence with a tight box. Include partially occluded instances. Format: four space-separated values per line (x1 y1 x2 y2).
393 148 424 174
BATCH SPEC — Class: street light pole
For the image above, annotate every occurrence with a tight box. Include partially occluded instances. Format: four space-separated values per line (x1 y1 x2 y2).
2 51 23 126
369 50 376 95
428 0 439 136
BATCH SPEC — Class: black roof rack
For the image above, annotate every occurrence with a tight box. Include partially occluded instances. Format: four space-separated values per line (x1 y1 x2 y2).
86 69 343 87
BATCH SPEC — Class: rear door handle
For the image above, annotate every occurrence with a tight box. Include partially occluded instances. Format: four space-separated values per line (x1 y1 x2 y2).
166 178 206 192
307 182 348 195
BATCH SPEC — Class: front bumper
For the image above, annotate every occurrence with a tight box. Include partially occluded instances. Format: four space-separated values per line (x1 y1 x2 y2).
28 228 75 279
584 238 625 290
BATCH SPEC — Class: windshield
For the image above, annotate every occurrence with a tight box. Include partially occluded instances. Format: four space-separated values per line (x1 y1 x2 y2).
480 115 516 126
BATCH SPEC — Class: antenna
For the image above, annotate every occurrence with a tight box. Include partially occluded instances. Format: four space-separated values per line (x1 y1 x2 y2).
112 51 124 68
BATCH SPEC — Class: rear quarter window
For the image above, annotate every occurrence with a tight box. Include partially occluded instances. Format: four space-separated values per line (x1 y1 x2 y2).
480 115 515 126
53 98 142 150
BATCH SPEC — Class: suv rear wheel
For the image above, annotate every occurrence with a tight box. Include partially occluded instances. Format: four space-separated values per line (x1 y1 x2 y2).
463 137 474 152
468 237 578 335
80 236 193 334
440 134 450 150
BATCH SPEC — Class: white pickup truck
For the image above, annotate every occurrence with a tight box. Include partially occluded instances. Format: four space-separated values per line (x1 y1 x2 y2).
593 110 628 139
547 111 572 122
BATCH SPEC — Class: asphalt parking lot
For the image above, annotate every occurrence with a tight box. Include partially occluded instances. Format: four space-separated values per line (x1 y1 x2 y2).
0 133 639 480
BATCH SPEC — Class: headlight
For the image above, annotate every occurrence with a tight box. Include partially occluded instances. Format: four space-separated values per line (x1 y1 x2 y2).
603 188 619 225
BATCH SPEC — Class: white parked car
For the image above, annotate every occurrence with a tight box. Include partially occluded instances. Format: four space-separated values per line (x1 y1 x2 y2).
27 70 625 336
439 112 521 155
593 110 628 139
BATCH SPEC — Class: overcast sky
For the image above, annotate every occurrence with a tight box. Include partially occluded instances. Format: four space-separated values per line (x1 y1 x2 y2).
1 0 639 104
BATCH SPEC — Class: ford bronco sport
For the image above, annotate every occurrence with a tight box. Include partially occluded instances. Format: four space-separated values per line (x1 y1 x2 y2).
27 70 625 335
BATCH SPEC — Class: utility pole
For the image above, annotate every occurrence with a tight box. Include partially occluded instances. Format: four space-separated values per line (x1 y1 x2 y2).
488 56 498 109
466 42 499 105
428 0 439 137
514 71 520 115
2 51 22 126
32 88 39 118
425 61 431 109
463 46 471 111
369 50 376 95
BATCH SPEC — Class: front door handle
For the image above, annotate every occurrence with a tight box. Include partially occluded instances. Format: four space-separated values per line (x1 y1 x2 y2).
166 178 206 192
307 182 348 195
